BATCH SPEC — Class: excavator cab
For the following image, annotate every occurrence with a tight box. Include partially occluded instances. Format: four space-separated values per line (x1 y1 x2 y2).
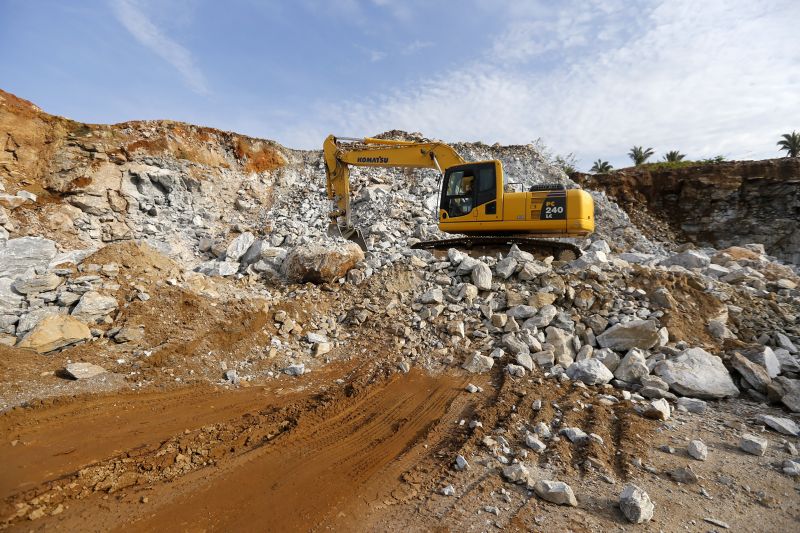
439 162 499 221
438 159 594 238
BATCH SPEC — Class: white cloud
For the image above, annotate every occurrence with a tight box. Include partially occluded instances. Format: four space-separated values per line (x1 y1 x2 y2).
403 40 434 55
369 49 386 62
111 0 209 94
279 0 800 169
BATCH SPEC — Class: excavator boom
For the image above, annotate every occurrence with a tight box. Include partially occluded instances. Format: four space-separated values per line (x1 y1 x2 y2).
324 135 465 242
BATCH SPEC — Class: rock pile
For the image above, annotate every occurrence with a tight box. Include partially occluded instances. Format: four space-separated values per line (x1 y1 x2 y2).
0 236 113 352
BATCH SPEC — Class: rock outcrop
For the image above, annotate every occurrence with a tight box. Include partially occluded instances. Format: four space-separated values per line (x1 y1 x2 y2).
574 159 800 264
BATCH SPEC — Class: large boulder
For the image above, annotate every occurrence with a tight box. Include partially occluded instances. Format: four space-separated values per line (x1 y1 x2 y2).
507 305 537 320
471 261 492 291
654 348 739 399
741 345 781 378
546 326 576 367
660 249 711 269
0 237 58 279
238 238 264 267
614 348 650 383
525 305 558 328
17 315 92 353
462 352 494 373
16 307 65 337
64 362 107 380
518 260 550 280
503 334 529 355
597 320 659 351
281 243 365 283
619 484 654 523
533 480 577 506
495 257 517 279
772 377 800 413
196 260 240 277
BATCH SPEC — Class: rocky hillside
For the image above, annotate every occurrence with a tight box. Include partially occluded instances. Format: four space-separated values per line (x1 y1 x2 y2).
573 159 800 265
1 89 799 530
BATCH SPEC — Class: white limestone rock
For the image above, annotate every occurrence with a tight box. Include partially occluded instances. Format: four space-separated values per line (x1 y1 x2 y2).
619 484 654 523
654 348 739 399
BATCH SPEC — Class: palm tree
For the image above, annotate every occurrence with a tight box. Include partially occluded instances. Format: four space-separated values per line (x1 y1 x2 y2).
628 146 655 166
590 159 613 173
663 150 686 162
777 131 800 157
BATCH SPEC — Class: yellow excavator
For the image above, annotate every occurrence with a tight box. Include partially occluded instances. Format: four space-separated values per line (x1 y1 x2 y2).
323 134 594 258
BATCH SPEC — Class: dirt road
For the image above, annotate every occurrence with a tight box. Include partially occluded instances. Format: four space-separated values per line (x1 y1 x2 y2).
1 365 472 531
2 364 798 532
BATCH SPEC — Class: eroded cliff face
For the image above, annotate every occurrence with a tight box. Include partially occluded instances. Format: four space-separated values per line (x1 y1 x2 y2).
0 89 301 262
574 159 800 264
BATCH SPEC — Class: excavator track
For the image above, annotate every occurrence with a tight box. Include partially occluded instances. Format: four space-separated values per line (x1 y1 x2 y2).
410 236 581 261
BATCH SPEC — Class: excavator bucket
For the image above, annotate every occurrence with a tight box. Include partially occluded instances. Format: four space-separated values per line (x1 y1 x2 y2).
327 222 368 252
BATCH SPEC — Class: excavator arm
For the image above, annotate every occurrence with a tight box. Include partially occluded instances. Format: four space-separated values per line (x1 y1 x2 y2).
323 134 466 244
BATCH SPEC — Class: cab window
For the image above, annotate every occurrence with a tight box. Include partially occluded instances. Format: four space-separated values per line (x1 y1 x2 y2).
442 169 475 217
477 166 494 192
446 171 474 195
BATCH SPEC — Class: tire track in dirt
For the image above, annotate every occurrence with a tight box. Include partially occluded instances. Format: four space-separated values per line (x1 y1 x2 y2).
361 370 657 531
1 366 470 531
120 369 468 532
0 385 281 499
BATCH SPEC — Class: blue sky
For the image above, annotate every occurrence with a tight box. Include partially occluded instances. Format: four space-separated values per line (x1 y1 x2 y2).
2 0 799 170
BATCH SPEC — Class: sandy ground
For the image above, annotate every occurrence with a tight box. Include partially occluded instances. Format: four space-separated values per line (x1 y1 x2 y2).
2 359 798 532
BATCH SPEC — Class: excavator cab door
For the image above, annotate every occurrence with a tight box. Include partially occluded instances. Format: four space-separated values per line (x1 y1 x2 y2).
439 163 499 223
439 168 477 222
474 163 500 221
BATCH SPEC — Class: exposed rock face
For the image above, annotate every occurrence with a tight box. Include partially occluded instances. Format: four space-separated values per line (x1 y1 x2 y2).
574 159 800 264
281 243 365 283
17 315 92 353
